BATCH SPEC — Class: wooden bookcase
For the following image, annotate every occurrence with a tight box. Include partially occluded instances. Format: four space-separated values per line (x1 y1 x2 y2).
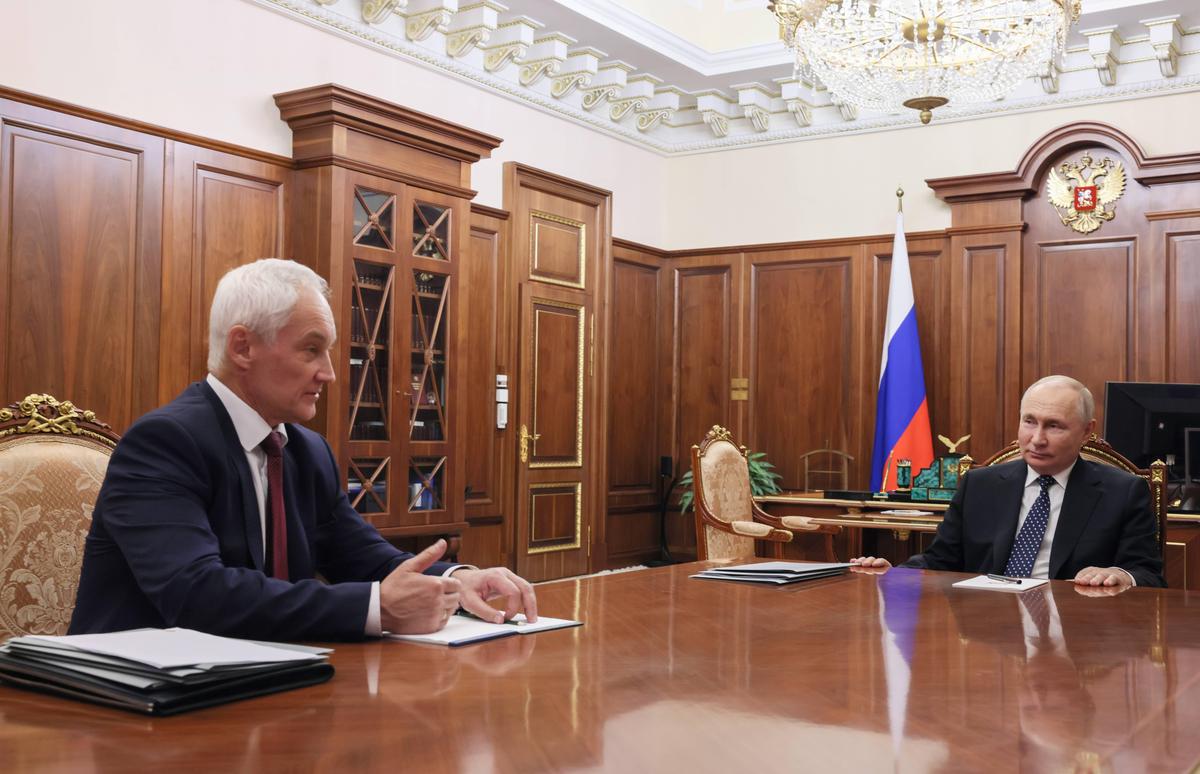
275 85 500 545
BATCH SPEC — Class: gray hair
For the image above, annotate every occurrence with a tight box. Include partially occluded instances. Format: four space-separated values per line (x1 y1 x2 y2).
1023 375 1095 423
207 258 331 373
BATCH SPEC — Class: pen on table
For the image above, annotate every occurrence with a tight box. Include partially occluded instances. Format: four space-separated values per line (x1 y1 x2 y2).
986 573 1023 585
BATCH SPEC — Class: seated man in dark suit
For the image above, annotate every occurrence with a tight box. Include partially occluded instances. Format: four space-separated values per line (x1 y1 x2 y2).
70 258 536 641
850 375 1164 588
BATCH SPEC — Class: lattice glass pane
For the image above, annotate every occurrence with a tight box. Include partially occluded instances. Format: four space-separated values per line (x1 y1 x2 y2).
349 261 392 441
348 457 389 515
408 456 445 512
353 187 395 250
409 271 448 441
412 201 450 260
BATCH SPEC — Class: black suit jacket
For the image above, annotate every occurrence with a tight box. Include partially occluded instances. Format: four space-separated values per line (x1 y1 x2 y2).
902 458 1164 587
69 381 456 641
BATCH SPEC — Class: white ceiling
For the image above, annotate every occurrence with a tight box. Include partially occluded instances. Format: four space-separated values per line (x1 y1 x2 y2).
254 0 1200 153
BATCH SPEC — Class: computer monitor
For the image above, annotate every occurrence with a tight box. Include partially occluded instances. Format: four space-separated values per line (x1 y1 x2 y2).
1103 382 1200 482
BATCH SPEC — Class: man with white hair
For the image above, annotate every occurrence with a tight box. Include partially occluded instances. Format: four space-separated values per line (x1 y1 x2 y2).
71 259 537 640
851 375 1164 588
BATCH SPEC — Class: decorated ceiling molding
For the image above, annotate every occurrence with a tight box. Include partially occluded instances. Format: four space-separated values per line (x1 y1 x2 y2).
254 0 1200 154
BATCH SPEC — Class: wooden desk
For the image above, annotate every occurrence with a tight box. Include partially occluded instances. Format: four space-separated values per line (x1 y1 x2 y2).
3 563 1200 772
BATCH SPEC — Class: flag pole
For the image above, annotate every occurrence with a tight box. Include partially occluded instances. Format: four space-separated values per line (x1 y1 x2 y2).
896 186 904 213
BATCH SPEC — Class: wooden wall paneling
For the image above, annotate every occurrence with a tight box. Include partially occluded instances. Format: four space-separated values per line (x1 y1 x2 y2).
944 217 1024 461
1148 213 1200 383
458 203 511 569
1022 238 1137 423
666 252 742 560
0 97 164 432
1020 143 1152 429
606 241 668 567
864 234 949 477
160 142 289 403
670 254 743 472
504 163 612 580
744 245 864 491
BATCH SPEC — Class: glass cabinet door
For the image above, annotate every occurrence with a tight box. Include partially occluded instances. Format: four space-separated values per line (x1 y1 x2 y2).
406 196 455 518
341 181 461 529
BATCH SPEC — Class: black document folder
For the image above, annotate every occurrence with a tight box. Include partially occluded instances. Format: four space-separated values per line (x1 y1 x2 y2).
691 561 852 585
0 654 332 715
0 629 334 716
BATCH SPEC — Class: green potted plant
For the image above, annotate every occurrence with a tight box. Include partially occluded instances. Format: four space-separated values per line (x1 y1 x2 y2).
677 450 783 513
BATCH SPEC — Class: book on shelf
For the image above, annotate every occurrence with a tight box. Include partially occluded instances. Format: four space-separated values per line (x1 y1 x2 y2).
387 613 581 647
691 561 852 585
0 627 333 716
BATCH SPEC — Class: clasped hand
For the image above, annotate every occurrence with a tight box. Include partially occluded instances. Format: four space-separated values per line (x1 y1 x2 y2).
380 539 538 634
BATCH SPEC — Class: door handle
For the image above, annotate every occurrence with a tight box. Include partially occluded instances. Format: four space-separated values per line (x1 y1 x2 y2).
519 424 541 464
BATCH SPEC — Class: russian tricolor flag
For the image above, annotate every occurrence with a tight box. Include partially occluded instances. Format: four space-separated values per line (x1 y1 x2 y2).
870 210 934 492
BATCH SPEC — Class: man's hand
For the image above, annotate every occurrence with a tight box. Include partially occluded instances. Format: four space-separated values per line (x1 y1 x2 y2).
1072 566 1134 589
380 539 461 634
451 567 538 624
849 556 892 573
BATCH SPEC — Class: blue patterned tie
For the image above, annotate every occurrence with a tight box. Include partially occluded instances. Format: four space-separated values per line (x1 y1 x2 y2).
1004 475 1056 578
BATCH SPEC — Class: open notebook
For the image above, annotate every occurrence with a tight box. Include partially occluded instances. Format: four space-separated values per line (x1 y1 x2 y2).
386 614 582 647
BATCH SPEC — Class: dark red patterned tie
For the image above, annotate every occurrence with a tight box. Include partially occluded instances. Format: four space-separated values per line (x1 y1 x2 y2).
261 431 289 580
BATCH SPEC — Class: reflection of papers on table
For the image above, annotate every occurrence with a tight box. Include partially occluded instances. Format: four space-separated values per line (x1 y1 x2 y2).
878 510 935 517
952 575 1049 593
386 614 582 647
691 561 852 585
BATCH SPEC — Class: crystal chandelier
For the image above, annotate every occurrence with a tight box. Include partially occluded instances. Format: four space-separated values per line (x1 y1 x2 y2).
769 1 1081 124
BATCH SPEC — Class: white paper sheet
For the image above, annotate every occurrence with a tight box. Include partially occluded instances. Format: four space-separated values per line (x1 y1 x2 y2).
21 628 329 669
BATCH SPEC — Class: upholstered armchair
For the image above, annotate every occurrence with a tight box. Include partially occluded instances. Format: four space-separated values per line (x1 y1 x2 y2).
963 434 1168 561
0 394 119 638
692 425 838 561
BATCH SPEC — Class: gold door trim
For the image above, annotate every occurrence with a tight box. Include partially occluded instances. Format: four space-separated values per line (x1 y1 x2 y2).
529 210 586 290
531 298 584 469
526 481 582 554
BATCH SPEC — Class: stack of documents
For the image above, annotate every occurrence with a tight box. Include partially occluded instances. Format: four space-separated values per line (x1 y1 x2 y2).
0 628 333 715
691 561 852 585
387 613 582 647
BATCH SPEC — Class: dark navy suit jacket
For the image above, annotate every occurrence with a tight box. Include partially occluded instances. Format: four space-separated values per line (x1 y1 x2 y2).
69 381 455 640
902 458 1165 587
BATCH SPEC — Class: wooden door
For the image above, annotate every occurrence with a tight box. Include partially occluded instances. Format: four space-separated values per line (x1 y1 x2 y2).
505 163 611 581
514 282 593 581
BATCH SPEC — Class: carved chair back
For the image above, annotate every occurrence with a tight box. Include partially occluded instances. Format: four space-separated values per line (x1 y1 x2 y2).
0 394 119 638
692 426 761 561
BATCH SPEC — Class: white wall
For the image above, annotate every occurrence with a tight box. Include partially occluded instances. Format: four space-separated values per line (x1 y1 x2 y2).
2 0 1198 250
664 92 1200 250
0 0 670 245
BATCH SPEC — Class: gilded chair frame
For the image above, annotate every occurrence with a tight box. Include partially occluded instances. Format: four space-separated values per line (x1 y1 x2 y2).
692 425 840 562
0 394 120 638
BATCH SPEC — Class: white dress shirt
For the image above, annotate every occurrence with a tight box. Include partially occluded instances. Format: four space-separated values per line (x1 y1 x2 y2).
1014 458 1134 586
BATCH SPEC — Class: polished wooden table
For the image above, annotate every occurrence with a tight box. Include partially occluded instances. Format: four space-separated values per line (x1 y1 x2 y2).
4 562 1200 772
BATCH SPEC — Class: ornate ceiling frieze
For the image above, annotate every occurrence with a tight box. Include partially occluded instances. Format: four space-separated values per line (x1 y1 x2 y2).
250 0 1200 156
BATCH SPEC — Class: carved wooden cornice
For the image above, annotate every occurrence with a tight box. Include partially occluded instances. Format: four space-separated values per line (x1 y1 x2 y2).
470 202 511 220
504 162 613 204
273 83 501 166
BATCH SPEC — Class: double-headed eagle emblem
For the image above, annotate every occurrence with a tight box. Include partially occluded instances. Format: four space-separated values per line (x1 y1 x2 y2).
1046 154 1126 234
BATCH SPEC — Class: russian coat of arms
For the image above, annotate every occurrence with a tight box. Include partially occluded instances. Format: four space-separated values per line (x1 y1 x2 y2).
1046 154 1126 234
